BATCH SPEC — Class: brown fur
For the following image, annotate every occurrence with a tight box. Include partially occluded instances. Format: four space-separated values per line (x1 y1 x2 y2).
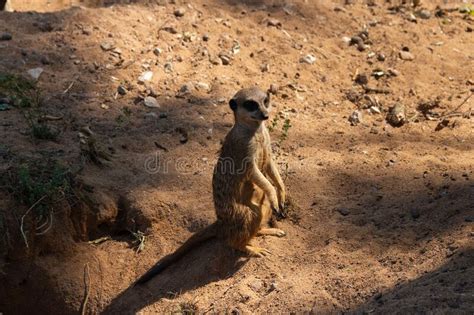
136 87 286 284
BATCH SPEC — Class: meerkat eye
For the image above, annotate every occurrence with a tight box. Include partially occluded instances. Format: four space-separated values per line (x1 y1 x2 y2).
243 100 259 112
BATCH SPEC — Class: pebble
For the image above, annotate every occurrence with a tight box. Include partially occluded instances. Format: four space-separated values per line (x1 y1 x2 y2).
407 13 417 22
117 85 128 95
202 34 210 41
27 67 44 80
399 51 414 61
218 53 231 65
269 84 279 94
377 53 386 62
388 68 400 77
138 71 153 83
266 18 282 27
355 73 368 85
248 279 264 292
100 41 114 51
260 63 270 72
174 7 186 17
386 103 406 127
153 47 162 56
177 83 194 97
195 82 210 91
0 32 12 41
348 110 362 126
342 36 352 44
300 54 316 65
417 9 431 19
143 96 160 108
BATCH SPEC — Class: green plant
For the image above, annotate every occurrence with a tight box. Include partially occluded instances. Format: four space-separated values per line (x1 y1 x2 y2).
129 229 146 253
0 73 39 108
116 107 132 125
281 118 292 141
6 159 75 247
267 115 280 132
31 122 59 141
176 301 198 315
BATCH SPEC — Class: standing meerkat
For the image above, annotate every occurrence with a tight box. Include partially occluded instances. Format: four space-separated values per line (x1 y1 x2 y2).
136 87 287 284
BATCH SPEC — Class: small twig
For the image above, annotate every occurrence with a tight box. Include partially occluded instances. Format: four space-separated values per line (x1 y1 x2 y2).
63 81 75 94
439 92 473 119
80 263 91 315
20 195 47 248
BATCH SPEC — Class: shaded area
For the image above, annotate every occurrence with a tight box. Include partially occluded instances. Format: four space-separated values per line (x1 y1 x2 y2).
353 247 474 314
103 240 247 314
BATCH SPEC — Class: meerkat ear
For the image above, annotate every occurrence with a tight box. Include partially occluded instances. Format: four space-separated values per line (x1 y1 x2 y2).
229 99 238 111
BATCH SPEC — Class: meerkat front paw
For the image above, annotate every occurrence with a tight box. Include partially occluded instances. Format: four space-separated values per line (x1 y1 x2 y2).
278 188 286 211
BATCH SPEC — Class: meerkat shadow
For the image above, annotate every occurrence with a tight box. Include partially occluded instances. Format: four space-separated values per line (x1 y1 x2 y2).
102 239 248 314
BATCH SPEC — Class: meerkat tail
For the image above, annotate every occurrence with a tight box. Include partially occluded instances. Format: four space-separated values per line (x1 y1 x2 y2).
135 222 218 285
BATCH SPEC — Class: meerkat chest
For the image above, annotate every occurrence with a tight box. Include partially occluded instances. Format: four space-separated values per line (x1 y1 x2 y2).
253 132 271 170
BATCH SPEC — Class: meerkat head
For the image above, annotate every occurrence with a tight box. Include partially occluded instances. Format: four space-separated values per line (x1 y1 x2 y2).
229 87 271 127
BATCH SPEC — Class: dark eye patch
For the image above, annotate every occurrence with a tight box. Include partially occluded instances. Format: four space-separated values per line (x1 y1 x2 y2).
243 100 259 112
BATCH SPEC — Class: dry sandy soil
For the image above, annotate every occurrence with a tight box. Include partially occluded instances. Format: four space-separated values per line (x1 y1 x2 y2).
0 0 473 314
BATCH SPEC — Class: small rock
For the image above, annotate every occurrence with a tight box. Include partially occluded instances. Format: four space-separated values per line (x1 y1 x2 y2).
177 83 194 97
300 54 316 65
377 53 386 62
100 41 114 51
202 34 210 41
348 110 362 126
266 18 282 27
195 82 210 92
369 106 381 114
143 96 160 108
372 69 385 79
269 84 279 95
163 26 178 34
0 32 12 41
40 55 51 65
336 208 350 216
417 9 431 19
117 85 128 95
355 73 369 85
159 112 168 119
465 216 474 222
218 53 231 65
27 67 44 80
174 7 186 17
260 63 270 72
153 47 162 56
388 68 400 77
342 36 352 44
386 104 406 127
407 13 417 22
138 71 153 83
164 62 173 73
248 279 264 292
350 36 364 46
399 51 414 61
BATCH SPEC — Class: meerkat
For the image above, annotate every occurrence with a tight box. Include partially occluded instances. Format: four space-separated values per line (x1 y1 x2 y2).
136 87 286 284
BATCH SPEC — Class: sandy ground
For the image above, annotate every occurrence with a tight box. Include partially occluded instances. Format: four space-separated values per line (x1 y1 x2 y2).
0 0 473 314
